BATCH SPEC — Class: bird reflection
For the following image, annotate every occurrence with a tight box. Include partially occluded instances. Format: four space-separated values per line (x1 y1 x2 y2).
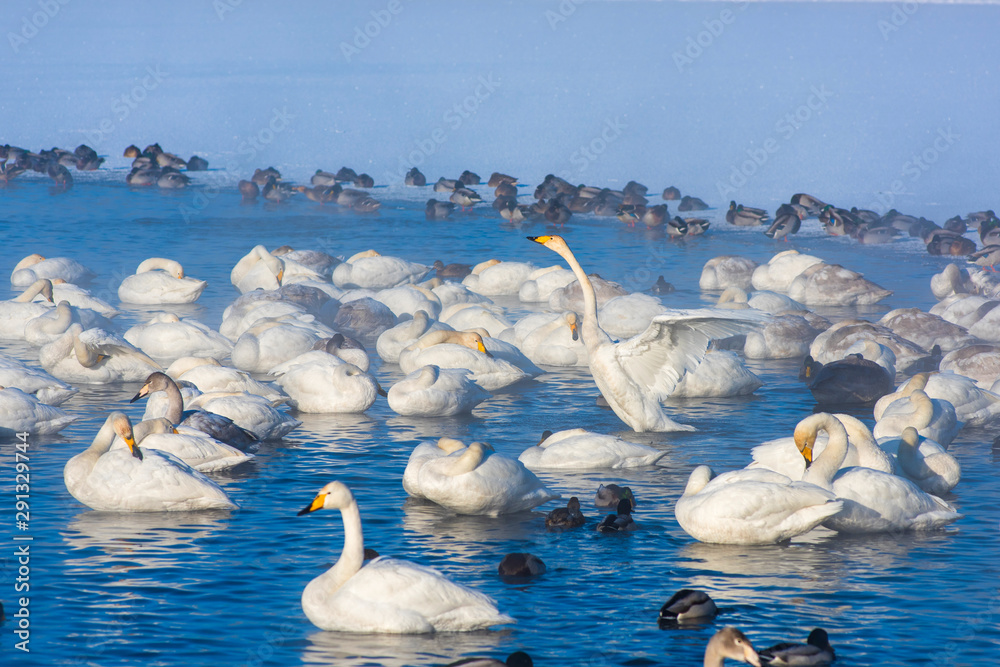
301 628 512 667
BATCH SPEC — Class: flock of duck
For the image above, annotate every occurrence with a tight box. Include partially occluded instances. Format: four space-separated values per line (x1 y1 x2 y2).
4 152 1000 664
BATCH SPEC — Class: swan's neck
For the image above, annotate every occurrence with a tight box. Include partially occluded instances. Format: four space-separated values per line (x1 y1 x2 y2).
16 279 51 303
75 418 119 472
137 257 183 277
910 391 934 429
161 379 185 424
38 303 74 334
551 245 610 348
72 334 100 368
443 444 485 475
416 365 439 387
802 416 849 489
316 501 365 595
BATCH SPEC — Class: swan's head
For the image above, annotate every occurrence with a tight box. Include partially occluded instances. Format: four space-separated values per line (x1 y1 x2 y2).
130 371 174 402
527 235 569 254
683 465 715 496
298 480 354 515
794 413 845 465
14 254 45 271
436 437 466 454
108 411 141 460
706 627 760 667
563 312 579 340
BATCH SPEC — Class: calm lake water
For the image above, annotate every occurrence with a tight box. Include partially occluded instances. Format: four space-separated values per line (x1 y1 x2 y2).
1 170 998 667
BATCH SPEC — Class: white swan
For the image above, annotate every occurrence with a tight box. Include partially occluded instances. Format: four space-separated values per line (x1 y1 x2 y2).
796 412 961 533
124 313 233 363
874 371 1000 428
461 260 534 296
414 442 559 515
699 255 758 290
750 250 823 292
11 253 94 287
273 358 379 413
670 349 763 398
312 334 371 371
297 480 514 632
24 300 114 346
50 280 120 318
877 308 978 354
506 311 586 367
0 278 54 340
0 386 76 437
64 412 237 512
748 413 895 479
375 285 442 319
939 344 1000 389
808 319 926 370
39 323 162 383
598 293 669 339
402 437 468 498
518 428 665 470
185 391 301 440
872 389 961 447
518 265 576 302
529 235 765 431
439 303 513 338
716 287 806 315
787 263 892 306
674 465 843 545
110 417 254 472
231 245 285 293
387 365 490 417
118 258 207 304
332 250 431 289
168 357 288 403
399 330 531 391
231 319 329 373
376 310 453 363
743 313 825 360
0 352 77 405
431 280 494 309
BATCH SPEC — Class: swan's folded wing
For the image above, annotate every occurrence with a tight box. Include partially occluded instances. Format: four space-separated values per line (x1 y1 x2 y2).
78 327 162 367
613 309 767 399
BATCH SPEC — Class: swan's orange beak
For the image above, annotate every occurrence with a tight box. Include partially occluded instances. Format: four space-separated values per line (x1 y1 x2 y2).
297 493 327 516
527 235 552 244
795 433 815 465
569 319 579 341
123 433 142 461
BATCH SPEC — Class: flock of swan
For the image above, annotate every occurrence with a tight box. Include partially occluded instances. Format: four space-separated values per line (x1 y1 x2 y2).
4 174 1000 664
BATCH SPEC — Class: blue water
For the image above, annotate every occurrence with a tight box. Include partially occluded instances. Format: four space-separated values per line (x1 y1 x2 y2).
1 171 999 667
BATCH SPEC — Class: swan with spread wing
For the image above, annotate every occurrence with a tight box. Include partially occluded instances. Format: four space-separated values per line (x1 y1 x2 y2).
528 235 765 432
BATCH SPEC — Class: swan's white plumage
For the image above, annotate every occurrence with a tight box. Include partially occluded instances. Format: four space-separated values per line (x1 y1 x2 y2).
118 258 207 304
518 428 665 470
0 386 76 436
387 365 489 417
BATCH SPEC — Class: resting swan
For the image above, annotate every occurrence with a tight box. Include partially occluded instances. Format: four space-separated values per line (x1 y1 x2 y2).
11 253 94 287
0 386 76 437
529 235 764 431
64 412 237 512
674 465 842 545
796 413 962 533
518 428 666 470
118 258 207 304
874 371 1000 428
413 442 559 515
123 313 233 363
387 365 490 416
872 389 961 447
297 480 514 632
0 352 77 405
878 427 961 495
0 278 54 340
110 417 254 472
39 323 162 384
399 330 531 391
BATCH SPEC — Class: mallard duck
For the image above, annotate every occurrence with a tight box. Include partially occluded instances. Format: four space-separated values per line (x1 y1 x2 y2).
497 553 545 576
678 195 708 211
426 198 456 220
545 496 586 528
404 167 426 186
764 204 803 240
662 185 681 200
596 497 636 532
759 628 835 666
658 589 717 625
594 483 635 508
487 172 517 187
727 201 769 226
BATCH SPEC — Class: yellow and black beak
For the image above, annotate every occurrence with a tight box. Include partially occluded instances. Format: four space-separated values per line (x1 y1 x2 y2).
569 319 579 341
297 493 327 516
527 235 552 244
125 434 143 461
276 268 284 283
130 383 150 403
798 436 815 466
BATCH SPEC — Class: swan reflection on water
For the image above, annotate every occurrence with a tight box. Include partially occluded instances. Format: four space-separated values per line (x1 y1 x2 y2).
302 628 513 667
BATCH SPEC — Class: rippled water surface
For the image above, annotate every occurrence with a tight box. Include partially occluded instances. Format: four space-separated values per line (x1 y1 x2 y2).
2 174 999 667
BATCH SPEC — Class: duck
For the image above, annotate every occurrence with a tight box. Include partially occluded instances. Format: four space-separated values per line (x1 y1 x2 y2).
0 278 54 340
497 553 546 576
0 385 76 437
803 353 894 407
969 244 1000 271
450 187 482 210
764 204 804 240
705 627 761 667
238 179 259 200
387 364 489 417
297 480 514 632
518 428 665 470
414 442 559 515
748 413 895 479
790 193 828 216
130 372 259 450
401 438 468 499
0 352 77 405
39 324 162 384
11 254 94 287
111 417 254 472
399 330 531 392
529 235 764 431
118 258 207 304
545 497 586 528
872 388 961 447
442 652 533 667
64 412 237 512
796 412 962 533
123 313 233 363
758 628 835 666
594 483 635 508
657 589 718 625
678 195 709 211
404 167 426 186
426 198 456 220
674 465 843 545
726 201 770 226
596 497 637 533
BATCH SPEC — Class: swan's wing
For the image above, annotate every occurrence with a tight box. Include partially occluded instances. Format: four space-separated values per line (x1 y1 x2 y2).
613 309 767 399
78 327 162 367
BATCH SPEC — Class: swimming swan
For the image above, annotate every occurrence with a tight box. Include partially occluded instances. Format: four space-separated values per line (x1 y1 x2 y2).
297 480 514 632
64 412 237 512
796 412 962 533
529 235 764 431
